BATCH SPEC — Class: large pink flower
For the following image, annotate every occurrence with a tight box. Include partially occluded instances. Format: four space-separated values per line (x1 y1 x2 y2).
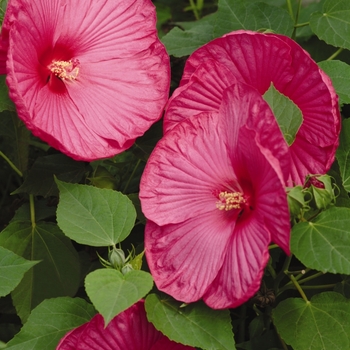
56 300 195 350
140 83 290 309
164 30 340 186
3 0 170 160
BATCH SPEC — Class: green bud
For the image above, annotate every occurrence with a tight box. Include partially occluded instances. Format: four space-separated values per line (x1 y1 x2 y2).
304 174 336 210
108 248 126 270
121 263 133 275
286 185 310 219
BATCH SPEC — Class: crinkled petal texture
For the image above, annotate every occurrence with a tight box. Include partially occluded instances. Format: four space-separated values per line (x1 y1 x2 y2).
6 0 170 160
56 300 195 350
140 84 290 309
164 30 339 186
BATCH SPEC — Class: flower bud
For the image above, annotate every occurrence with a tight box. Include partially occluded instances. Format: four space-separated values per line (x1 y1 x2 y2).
121 263 133 275
286 185 310 219
304 174 336 210
109 248 126 270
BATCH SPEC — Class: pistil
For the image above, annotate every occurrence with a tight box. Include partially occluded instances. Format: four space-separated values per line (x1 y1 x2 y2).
216 191 246 211
49 58 80 81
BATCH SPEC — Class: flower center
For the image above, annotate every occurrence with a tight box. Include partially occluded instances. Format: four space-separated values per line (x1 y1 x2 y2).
49 59 80 81
216 191 246 211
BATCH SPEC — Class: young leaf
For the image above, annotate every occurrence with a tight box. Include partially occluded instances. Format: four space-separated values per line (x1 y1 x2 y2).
263 84 303 146
310 0 350 50
0 221 80 322
56 179 136 246
273 292 350 350
85 269 153 325
336 118 350 192
0 246 38 297
5 297 96 350
318 60 350 106
291 207 350 274
145 293 235 350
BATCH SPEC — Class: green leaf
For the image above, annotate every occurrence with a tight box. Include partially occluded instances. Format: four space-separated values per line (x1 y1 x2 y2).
13 154 88 197
56 179 136 246
161 13 216 57
5 297 96 350
145 293 235 350
0 221 80 322
85 269 153 325
263 83 303 146
318 60 350 106
337 118 350 192
273 292 350 350
310 0 350 50
334 275 350 298
0 75 15 112
214 0 294 38
0 246 38 297
291 207 350 274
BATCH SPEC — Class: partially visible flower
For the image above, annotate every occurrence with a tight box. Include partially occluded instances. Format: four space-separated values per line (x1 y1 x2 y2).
3 0 170 160
56 300 195 350
164 30 340 186
140 83 290 309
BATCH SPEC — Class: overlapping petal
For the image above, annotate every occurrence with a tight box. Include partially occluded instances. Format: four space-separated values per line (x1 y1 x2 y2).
5 0 170 160
141 84 290 308
165 30 340 185
56 300 195 350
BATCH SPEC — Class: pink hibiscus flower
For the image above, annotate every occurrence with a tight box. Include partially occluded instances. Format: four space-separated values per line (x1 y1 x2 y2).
140 83 290 309
56 300 194 350
3 0 170 160
164 30 340 186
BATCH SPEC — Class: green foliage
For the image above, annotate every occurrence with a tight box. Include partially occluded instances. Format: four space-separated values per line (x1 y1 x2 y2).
0 76 15 112
145 293 235 350
5 297 96 350
291 207 350 274
162 0 293 57
310 0 350 50
336 118 350 191
85 269 153 325
273 292 350 350
56 179 136 246
0 221 80 322
0 246 38 297
263 83 303 146
318 60 350 106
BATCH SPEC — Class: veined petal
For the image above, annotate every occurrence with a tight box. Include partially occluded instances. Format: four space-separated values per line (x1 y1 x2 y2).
203 215 270 309
5 0 170 160
56 323 89 350
140 112 236 226
145 214 235 303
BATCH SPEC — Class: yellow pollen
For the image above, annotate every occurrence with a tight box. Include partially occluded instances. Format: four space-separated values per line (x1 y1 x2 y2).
216 191 246 211
50 59 80 81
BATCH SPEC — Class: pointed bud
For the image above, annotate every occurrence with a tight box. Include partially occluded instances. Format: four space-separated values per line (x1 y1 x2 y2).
108 248 126 270
286 185 310 219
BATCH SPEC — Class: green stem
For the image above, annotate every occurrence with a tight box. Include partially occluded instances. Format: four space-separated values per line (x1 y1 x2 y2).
302 284 336 290
290 274 309 302
286 0 294 21
327 47 344 61
268 243 279 250
294 21 309 28
0 150 23 177
296 271 324 285
274 254 292 291
291 0 302 40
29 194 36 229
189 0 200 20
267 263 277 279
123 159 141 193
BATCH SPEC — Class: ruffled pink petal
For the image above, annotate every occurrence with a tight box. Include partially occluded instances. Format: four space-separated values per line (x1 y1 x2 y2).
151 337 195 350
6 0 169 160
203 214 270 309
57 301 194 350
169 30 339 185
140 112 235 226
145 214 235 303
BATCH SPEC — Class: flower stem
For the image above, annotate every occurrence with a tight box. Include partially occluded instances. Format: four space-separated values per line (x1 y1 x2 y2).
327 47 344 61
294 22 309 28
189 0 200 20
286 0 294 21
0 150 23 177
302 284 336 290
290 274 308 302
291 0 302 40
268 243 279 250
29 194 36 229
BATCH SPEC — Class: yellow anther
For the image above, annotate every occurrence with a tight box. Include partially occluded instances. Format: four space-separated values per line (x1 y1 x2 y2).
49 59 80 81
216 191 246 211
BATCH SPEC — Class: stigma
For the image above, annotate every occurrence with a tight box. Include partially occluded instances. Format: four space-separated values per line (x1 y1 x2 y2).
49 59 80 81
216 191 246 211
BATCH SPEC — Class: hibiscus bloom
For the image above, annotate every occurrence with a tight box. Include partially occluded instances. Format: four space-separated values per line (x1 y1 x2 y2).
140 83 290 309
56 300 194 350
3 0 170 160
164 30 340 186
